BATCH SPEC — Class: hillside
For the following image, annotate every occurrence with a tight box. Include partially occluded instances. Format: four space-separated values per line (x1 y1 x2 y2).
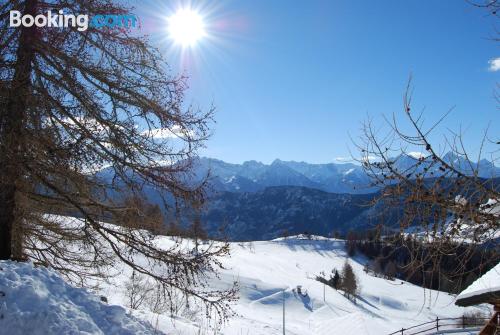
1 223 490 335
90 232 487 335
204 186 378 240
93 155 499 240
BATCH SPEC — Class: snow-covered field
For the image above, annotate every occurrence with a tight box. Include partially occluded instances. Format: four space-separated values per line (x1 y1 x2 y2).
0 229 491 335
99 235 488 335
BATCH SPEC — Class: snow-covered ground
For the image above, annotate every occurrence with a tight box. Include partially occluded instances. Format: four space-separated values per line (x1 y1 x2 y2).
0 261 160 335
0 229 491 335
96 235 488 335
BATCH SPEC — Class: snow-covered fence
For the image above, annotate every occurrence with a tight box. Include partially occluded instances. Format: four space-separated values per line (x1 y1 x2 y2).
386 316 489 335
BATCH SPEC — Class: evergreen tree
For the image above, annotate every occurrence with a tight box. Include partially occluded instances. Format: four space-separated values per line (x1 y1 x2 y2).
331 269 340 290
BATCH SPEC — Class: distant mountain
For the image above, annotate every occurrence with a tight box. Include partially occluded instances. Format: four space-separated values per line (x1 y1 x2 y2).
204 176 500 240
194 154 499 195
392 152 500 178
194 157 375 194
203 186 379 240
257 159 322 189
274 159 371 193
97 154 499 196
93 154 499 240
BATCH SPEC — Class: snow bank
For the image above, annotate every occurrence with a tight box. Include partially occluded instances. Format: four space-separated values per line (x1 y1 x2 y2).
0 261 163 335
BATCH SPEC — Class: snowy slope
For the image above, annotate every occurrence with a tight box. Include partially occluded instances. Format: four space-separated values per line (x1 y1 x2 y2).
0 261 163 335
1 218 488 335
93 234 487 335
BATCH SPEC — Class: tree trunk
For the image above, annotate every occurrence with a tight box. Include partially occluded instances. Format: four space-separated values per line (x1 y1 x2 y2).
0 0 37 260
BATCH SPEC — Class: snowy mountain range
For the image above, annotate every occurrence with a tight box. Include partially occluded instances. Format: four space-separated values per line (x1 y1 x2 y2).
194 153 499 195
93 153 499 240
194 157 374 194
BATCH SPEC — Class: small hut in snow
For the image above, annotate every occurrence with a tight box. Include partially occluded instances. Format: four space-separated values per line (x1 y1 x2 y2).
455 262 500 335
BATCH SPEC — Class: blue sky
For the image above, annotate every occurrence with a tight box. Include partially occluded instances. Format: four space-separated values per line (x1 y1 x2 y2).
137 0 499 164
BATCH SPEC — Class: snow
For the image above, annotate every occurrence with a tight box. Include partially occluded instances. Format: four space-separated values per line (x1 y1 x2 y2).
0 220 488 335
407 151 425 159
343 168 355 176
225 175 236 183
456 262 500 302
0 261 163 335
483 198 500 216
93 234 486 335
440 197 500 243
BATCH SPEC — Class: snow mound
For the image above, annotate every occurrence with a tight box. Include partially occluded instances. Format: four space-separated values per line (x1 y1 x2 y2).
0 260 162 335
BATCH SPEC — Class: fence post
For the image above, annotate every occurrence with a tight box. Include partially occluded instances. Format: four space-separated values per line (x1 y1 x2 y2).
400 328 405 335
462 315 465 329
435 317 439 331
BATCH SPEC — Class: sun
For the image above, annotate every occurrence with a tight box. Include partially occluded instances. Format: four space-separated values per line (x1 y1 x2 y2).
168 8 206 47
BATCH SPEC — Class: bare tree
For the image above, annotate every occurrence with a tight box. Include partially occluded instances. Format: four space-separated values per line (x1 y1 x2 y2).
385 261 397 281
468 0 500 18
340 260 358 301
125 270 153 310
0 0 237 321
354 78 499 286
353 1 500 294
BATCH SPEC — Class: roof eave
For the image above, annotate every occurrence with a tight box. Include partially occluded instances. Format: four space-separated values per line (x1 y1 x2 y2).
455 291 500 307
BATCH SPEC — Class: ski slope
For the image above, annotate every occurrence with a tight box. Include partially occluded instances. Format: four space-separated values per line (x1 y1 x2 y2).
94 234 488 335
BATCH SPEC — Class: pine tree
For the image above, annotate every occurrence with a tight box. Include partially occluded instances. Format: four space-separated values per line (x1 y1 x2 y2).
331 269 340 290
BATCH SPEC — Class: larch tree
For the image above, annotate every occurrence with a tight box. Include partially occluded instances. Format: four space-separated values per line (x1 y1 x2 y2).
340 261 358 301
354 1 499 291
356 80 499 290
0 0 237 321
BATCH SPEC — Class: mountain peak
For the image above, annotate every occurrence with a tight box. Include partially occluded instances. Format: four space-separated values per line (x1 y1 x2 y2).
271 158 284 165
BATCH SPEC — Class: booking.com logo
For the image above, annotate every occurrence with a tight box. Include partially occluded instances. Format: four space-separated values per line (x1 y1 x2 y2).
9 10 138 31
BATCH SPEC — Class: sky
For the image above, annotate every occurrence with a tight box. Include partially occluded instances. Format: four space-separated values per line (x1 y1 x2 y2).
135 0 499 164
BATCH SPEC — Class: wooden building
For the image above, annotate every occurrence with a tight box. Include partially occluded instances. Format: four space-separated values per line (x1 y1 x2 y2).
455 263 500 335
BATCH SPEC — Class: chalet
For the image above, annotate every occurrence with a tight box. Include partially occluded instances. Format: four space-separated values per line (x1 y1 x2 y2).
455 262 500 335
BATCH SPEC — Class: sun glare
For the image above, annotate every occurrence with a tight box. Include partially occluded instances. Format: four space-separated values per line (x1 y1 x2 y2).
168 8 206 47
